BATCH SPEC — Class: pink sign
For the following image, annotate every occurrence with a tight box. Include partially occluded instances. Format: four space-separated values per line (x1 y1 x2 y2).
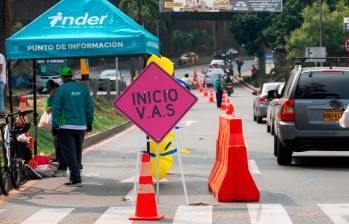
113 62 198 142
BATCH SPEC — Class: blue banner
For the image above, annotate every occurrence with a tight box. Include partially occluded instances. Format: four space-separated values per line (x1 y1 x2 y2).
6 0 160 59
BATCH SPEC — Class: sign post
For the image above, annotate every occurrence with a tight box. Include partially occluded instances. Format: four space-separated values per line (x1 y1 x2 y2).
305 47 327 65
113 62 198 206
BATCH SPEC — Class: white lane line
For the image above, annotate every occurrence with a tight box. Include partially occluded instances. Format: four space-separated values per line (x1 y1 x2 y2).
319 204 349 224
248 160 261 174
173 206 212 224
95 206 133 224
248 204 293 224
119 176 168 183
22 208 74 224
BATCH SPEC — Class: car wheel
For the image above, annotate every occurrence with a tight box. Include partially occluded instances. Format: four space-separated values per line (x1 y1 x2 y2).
271 121 275 135
275 135 292 165
273 135 278 157
257 115 262 124
253 112 257 121
267 124 271 133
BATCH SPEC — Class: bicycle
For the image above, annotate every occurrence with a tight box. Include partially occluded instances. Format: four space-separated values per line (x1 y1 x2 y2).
0 110 33 195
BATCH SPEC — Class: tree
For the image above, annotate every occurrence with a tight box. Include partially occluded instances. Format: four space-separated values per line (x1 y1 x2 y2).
229 0 312 57
0 0 12 52
118 0 159 33
171 29 209 54
286 0 349 59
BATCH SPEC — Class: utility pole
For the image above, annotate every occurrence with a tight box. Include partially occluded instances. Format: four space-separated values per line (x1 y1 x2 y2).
319 0 323 47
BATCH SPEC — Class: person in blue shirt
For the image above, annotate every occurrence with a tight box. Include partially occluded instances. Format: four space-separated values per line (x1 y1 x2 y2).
52 66 94 187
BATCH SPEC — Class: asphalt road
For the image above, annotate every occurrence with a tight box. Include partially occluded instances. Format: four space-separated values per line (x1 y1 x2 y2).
1 66 349 223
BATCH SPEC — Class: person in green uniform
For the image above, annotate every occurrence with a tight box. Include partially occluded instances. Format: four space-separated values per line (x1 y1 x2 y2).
44 80 67 177
52 66 94 187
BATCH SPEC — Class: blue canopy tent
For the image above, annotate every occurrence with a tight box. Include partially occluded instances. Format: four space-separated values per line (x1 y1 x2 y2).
5 0 160 154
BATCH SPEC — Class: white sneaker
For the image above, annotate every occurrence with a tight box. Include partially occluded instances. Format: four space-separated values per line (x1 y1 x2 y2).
54 170 67 177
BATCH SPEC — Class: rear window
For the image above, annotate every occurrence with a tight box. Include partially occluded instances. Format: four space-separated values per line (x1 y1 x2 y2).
295 71 349 99
261 83 280 95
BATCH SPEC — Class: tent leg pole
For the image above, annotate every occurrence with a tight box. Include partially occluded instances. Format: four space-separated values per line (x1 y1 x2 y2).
7 60 13 113
32 59 38 156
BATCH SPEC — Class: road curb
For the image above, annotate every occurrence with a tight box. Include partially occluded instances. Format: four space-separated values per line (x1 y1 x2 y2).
237 77 260 92
82 121 133 149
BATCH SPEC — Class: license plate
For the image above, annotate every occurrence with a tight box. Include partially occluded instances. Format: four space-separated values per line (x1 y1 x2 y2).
322 111 343 121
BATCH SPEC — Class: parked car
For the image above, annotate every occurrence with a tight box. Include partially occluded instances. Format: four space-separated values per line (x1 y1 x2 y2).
203 68 225 86
209 59 225 69
178 52 199 65
253 82 282 123
266 82 285 135
97 69 123 91
274 66 349 165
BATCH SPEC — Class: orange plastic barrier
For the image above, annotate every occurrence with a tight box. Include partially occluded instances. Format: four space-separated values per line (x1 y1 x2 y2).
208 115 260 202
129 153 164 221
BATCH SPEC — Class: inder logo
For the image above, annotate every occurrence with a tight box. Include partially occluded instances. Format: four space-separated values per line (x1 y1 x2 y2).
48 12 108 28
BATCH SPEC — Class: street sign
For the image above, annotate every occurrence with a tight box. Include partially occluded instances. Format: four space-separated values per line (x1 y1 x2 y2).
160 0 282 13
345 38 349 53
344 17 349 32
305 47 327 63
265 52 275 74
113 62 198 142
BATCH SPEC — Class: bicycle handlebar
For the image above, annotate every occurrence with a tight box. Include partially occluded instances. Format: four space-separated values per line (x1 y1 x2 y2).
0 110 34 119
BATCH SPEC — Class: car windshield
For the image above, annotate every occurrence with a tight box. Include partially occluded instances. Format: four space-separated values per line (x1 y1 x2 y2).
295 71 349 99
261 83 280 96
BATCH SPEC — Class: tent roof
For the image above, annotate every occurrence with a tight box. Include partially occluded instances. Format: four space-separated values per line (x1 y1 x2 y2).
6 0 160 60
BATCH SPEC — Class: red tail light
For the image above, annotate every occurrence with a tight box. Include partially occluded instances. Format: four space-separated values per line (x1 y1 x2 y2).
258 96 267 105
279 99 295 121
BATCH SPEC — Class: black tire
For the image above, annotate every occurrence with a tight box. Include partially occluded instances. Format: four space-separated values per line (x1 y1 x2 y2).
273 134 278 157
253 113 257 121
275 135 292 165
10 161 23 188
0 147 11 195
271 122 275 135
267 124 271 133
257 115 263 124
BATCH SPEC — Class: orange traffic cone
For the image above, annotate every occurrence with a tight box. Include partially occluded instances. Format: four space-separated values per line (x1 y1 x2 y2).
199 80 203 93
204 84 208 97
221 94 227 110
129 153 164 221
19 96 28 121
19 96 27 112
209 88 215 103
226 102 235 115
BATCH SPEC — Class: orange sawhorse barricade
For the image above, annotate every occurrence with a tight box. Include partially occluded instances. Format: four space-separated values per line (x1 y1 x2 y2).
208 115 260 202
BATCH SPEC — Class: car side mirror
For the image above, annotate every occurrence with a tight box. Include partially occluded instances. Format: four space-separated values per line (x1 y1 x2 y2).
252 91 258 96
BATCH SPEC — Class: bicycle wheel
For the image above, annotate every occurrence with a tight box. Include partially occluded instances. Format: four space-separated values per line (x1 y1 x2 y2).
0 145 11 195
10 159 23 188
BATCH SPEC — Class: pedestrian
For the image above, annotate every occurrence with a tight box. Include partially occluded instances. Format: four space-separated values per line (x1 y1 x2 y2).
251 64 257 79
227 60 234 78
44 80 67 177
52 66 94 186
214 74 224 108
0 52 6 113
236 58 244 77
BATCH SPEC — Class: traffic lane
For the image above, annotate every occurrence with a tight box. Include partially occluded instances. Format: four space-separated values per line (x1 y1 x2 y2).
234 83 349 206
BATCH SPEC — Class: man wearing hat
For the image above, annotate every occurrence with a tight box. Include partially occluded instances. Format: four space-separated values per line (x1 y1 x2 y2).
52 66 94 186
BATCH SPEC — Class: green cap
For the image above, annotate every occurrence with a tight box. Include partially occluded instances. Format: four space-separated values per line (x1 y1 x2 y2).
60 66 72 76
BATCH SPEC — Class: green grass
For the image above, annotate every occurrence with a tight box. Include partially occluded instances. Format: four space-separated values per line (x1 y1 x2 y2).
28 96 127 155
